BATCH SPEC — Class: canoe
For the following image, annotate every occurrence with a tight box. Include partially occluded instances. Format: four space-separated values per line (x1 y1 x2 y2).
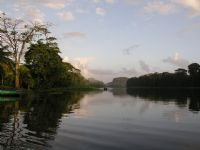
0 90 21 96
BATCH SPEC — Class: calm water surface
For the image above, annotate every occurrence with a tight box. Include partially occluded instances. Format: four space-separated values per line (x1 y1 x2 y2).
0 89 200 150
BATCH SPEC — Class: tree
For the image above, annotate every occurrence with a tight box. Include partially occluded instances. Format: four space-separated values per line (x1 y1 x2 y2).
175 68 187 76
188 63 200 77
0 12 48 89
19 65 33 89
188 63 200 86
174 68 188 86
127 63 200 88
25 40 63 88
0 45 11 64
0 44 12 86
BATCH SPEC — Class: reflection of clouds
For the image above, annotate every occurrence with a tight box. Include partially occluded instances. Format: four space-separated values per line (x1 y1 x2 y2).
163 109 188 123
87 92 138 107
72 95 91 118
72 93 104 118
73 109 90 118
76 91 142 120
139 101 151 115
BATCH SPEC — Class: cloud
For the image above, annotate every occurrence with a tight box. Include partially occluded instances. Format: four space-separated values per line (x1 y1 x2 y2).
163 52 190 68
89 69 114 75
123 44 140 55
144 1 176 15
63 32 86 38
139 60 150 73
57 11 74 21
26 8 45 23
75 9 89 14
93 0 115 4
96 7 106 16
8 2 45 23
174 0 200 17
105 0 115 4
42 0 66 9
11 0 72 11
118 67 138 76
125 0 200 17
63 56 140 82
35 0 73 9
63 56 95 77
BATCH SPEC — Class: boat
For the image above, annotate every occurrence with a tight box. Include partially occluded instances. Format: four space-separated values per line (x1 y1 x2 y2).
0 89 22 96
104 87 108 91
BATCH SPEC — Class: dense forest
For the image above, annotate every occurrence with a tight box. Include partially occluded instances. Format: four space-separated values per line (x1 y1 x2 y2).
127 63 200 88
0 13 97 89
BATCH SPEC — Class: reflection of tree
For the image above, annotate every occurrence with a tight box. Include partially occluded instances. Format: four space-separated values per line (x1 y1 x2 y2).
189 91 200 112
0 100 18 131
112 88 127 97
0 91 84 149
22 92 84 147
127 88 200 113
0 99 20 150
23 92 83 131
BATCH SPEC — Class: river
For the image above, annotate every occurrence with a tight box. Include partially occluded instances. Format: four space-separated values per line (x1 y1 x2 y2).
0 88 200 150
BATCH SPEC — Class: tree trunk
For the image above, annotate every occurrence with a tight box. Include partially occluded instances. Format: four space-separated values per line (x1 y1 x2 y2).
15 63 20 89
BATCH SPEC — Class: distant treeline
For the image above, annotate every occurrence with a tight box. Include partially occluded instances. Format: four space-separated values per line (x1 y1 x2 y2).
127 63 200 88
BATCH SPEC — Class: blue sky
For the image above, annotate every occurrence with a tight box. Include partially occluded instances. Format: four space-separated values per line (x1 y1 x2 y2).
1 0 200 82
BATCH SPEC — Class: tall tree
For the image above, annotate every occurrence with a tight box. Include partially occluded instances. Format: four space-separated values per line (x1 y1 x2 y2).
25 40 63 88
188 63 200 77
174 68 188 86
0 12 48 89
188 63 200 86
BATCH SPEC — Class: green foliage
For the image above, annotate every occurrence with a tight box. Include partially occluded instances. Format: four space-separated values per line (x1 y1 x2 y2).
0 45 11 64
0 13 94 90
127 63 200 88
19 65 34 89
25 40 62 88
24 40 88 89
0 45 14 87
1 13 49 89
86 78 105 88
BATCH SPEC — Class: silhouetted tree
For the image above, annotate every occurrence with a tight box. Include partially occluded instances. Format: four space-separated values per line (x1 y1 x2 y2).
188 63 200 86
174 68 188 86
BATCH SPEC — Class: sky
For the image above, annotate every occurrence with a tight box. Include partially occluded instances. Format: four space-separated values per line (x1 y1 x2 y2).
0 0 200 82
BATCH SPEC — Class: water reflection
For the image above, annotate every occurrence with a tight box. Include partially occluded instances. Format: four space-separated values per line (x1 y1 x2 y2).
126 88 200 113
0 89 200 150
0 92 84 149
